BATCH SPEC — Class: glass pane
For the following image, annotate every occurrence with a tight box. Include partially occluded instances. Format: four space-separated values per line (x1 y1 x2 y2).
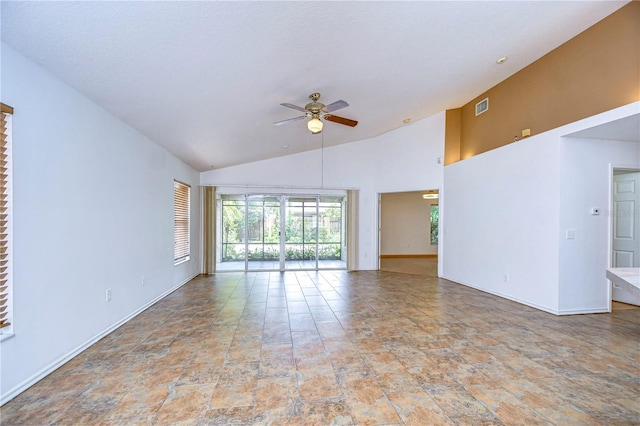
318 198 344 269
247 195 280 270
285 197 316 270
430 205 439 244
217 195 246 271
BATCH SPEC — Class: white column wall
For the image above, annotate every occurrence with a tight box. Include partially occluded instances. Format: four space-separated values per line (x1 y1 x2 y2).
201 113 446 270
558 137 640 314
442 137 562 313
0 44 201 402
442 102 639 315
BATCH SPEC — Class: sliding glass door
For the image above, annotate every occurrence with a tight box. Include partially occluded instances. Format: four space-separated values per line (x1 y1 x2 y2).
284 197 318 270
247 195 280 270
216 194 346 271
218 195 246 271
317 196 345 269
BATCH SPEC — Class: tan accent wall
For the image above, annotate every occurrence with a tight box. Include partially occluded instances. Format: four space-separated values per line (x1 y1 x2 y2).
452 1 639 162
444 108 461 165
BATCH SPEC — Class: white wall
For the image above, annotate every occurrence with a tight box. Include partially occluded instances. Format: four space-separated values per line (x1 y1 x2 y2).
373 116 445 194
380 191 438 255
558 138 640 314
442 102 640 315
0 44 201 403
442 136 562 313
201 113 446 270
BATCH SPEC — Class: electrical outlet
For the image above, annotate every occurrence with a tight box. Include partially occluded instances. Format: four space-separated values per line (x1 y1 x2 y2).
503 274 509 283
141 275 145 286
106 288 112 302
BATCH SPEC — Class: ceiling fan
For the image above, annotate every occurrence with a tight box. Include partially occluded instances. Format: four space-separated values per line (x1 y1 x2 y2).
274 93 358 134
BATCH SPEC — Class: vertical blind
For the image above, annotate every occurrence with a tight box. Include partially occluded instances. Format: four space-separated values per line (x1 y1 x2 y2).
174 180 190 262
0 104 13 328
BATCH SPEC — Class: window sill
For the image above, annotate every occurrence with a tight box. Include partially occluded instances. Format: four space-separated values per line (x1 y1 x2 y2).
174 256 190 266
0 332 15 343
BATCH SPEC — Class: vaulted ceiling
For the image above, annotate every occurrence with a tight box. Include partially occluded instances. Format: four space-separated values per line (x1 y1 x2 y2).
1 1 628 171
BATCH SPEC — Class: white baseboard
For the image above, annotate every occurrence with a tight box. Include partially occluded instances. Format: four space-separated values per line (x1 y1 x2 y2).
557 307 610 315
440 275 560 315
442 276 614 316
0 273 199 406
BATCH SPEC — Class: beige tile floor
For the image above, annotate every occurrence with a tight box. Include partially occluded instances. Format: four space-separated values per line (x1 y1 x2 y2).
379 257 439 277
1 269 639 425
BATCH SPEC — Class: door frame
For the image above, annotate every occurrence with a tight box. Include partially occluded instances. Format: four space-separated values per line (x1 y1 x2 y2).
376 189 441 273
608 165 640 311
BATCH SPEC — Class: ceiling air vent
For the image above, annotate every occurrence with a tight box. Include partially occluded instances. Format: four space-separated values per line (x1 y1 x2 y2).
475 98 489 116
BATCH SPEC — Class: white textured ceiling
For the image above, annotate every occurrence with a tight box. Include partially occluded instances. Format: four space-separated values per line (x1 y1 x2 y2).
1 1 629 171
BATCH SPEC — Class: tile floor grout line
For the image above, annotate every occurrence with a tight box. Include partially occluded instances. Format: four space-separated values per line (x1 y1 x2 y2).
2 268 638 425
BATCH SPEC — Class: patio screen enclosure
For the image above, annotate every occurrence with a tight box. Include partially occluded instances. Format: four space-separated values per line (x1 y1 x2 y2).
216 194 346 271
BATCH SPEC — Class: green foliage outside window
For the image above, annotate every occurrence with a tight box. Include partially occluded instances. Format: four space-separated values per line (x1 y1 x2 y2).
221 198 343 262
430 205 439 244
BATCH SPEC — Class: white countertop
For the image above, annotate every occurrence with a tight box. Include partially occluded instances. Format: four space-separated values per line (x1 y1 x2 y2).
606 268 640 296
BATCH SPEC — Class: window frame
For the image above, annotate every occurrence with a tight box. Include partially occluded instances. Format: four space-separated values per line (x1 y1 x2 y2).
173 180 191 265
0 103 13 337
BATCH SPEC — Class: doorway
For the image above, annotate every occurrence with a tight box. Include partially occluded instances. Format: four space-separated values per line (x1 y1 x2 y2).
378 189 439 275
611 169 640 307
216 194 346 272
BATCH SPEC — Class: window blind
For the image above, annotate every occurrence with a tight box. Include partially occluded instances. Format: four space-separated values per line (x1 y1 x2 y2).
0 104 13 329
174 180 190 262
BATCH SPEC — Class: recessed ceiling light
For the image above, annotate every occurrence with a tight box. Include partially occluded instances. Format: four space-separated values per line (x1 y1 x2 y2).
496 56 508 64
403 118 411 124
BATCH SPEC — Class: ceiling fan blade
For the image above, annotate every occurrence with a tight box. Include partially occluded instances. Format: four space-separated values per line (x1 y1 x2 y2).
274 115 306 126
325 115 358 127
324 100 349 113
280 103 307 113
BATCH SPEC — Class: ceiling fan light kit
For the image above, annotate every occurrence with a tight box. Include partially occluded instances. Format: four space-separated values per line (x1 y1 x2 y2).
275 92 358 134
307 115 323 133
